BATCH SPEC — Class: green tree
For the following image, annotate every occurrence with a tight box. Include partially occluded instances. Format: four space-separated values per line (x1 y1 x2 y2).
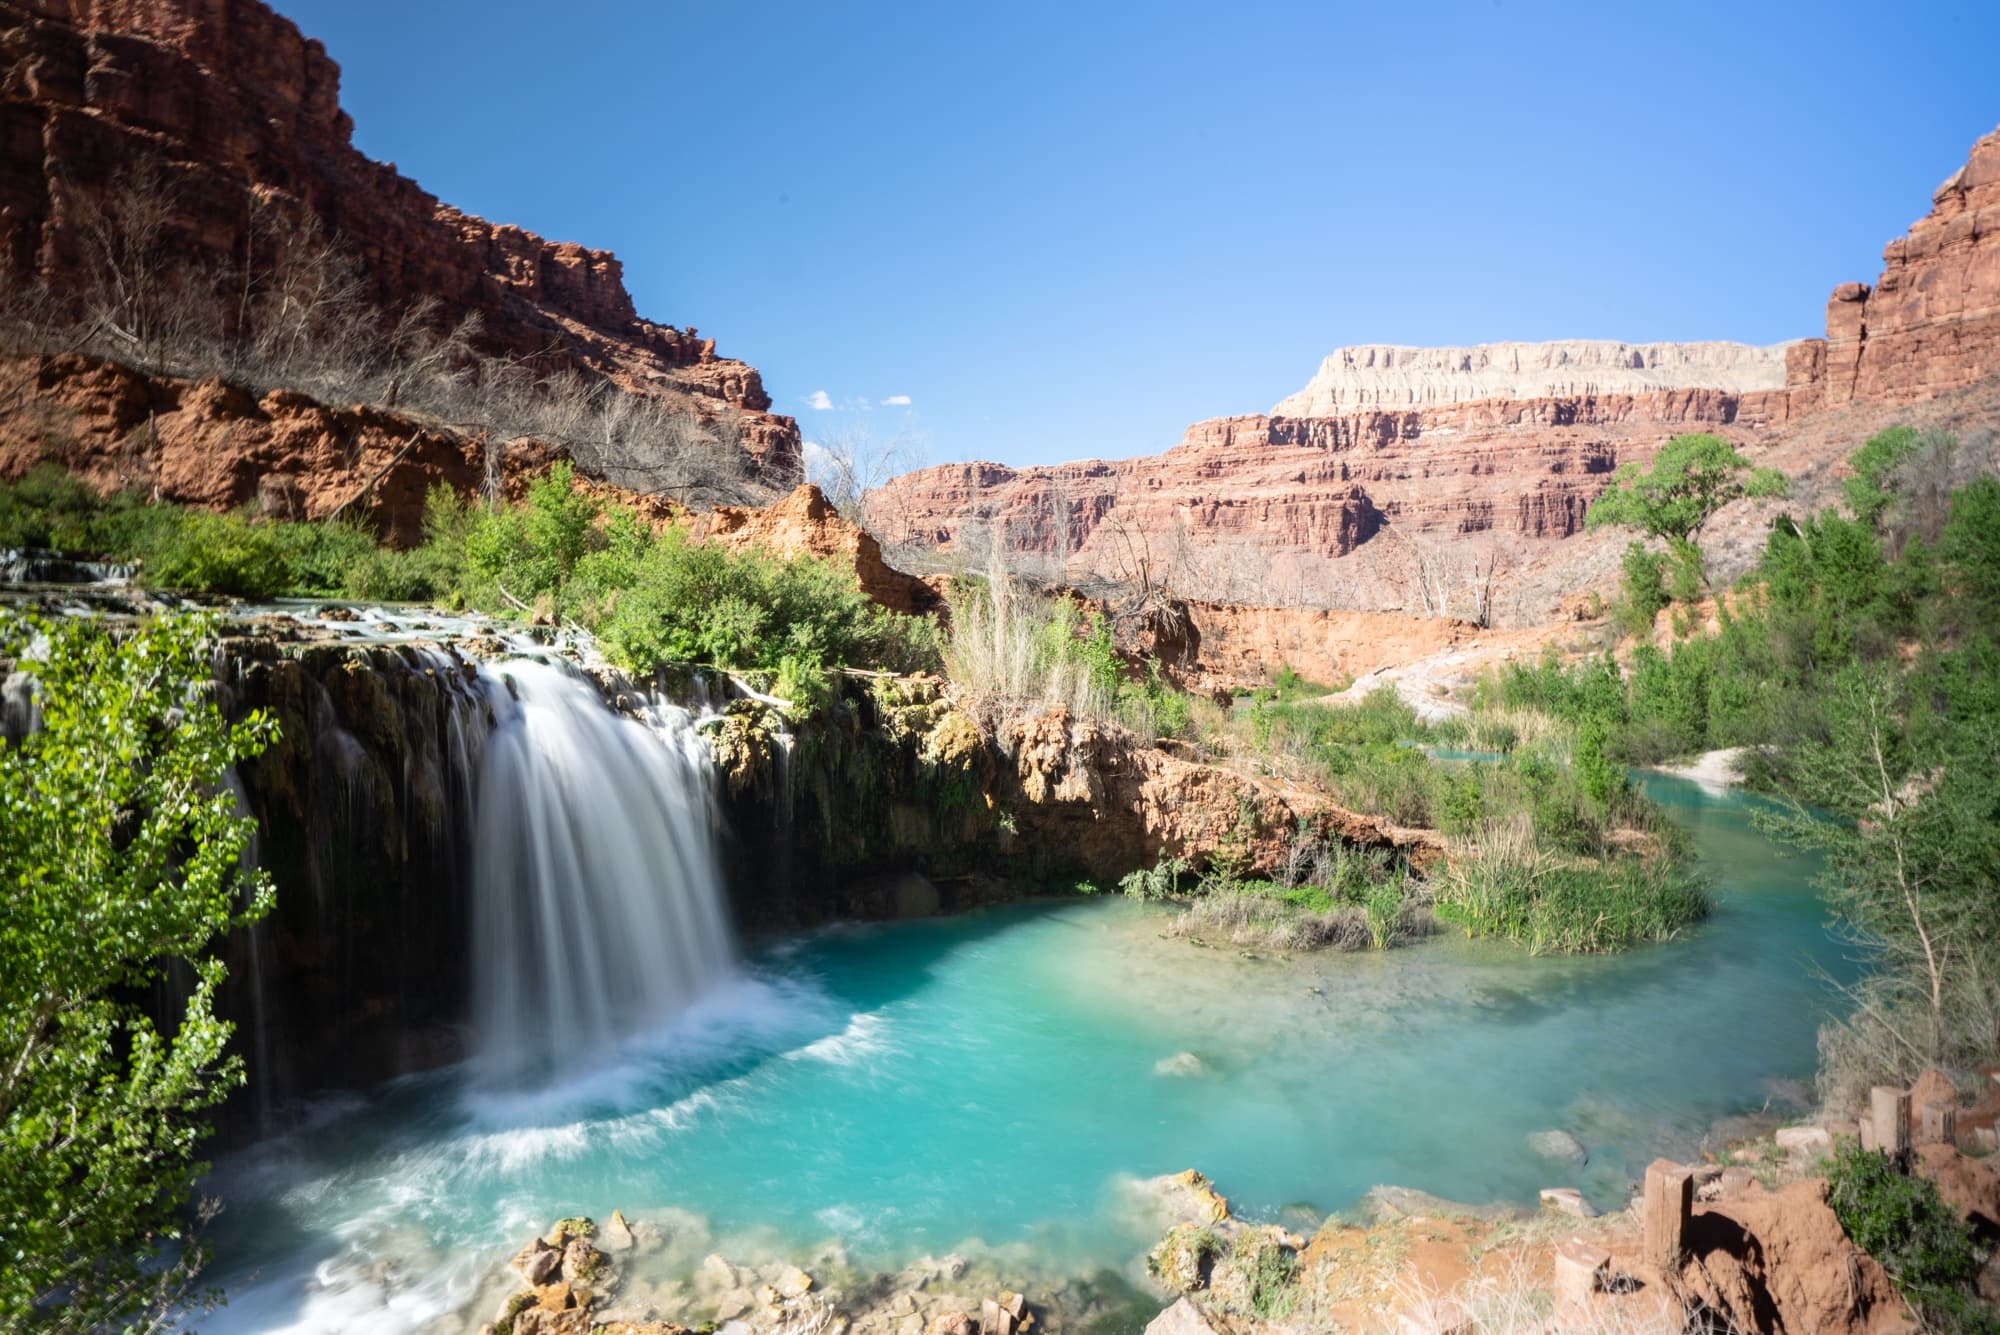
0 611 275 1331
1762 657 2000 1097
1586 433 1789 590
1843 426 1921 529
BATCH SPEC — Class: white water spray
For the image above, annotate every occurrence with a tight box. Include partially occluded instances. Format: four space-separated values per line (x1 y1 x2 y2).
470 658 735 1084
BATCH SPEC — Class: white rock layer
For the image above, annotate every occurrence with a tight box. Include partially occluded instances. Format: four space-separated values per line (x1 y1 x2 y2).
1272 339 1796 415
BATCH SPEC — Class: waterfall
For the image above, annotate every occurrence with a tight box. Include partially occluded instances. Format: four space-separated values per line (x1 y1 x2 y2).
470 658 735 1084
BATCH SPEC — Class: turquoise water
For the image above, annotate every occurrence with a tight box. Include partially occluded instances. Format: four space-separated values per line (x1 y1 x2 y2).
201 775 1846 1333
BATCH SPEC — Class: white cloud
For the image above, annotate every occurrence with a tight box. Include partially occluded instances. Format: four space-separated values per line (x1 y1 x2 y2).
806 390 833 411
880 394 912 407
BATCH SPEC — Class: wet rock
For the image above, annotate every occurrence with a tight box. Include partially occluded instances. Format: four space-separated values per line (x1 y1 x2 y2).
592 1209 634 1254
924 1311 977 1335
773 1265 814 1298
1527 1129 1589 1164
561 1238 606 1286
514 1308 593 1335
1130 1169 1232 1229
512 1239 563 1286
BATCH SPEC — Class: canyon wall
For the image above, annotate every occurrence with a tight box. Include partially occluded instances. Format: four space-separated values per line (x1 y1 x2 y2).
1272 339 1793 414
1787 124 2000 411
0 0 801 482
872 123 2000 624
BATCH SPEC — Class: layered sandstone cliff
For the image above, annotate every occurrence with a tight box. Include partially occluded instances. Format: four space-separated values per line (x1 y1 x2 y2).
872 123 2000 624
870 386 1793 613
1787 124 2000 411
0 0 802 482
1272 340 1793 415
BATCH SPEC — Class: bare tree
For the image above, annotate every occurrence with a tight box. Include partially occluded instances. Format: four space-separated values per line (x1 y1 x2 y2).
806 425 925 530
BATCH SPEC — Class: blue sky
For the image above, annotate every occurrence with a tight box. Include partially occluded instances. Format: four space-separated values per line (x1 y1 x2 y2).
277 0 1998 470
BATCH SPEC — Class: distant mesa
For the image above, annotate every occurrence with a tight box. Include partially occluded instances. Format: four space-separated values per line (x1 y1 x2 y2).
1271 340 1796 416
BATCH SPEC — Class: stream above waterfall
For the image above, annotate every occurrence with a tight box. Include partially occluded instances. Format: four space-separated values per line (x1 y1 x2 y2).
197 771 1847 1335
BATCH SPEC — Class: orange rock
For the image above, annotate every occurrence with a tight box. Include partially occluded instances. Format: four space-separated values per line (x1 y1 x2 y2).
1791 126 2000 411
1915 1142 2000 1234
694 484 941 615
1681 1179 1914 1335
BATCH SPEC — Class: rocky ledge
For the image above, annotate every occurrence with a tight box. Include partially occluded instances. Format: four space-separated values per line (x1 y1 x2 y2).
478 1211 1123 1335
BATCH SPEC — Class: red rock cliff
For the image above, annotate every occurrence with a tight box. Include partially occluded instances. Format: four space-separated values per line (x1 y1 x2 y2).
0 0 802 482
875 124 2000 618
1788 124 2000 410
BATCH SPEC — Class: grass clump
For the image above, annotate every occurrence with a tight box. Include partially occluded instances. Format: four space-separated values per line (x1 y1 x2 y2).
1435 815 1708 954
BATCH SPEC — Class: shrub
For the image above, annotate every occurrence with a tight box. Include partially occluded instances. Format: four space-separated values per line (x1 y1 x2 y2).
1827 1141 1989 1329
1120 853 1190 901
1615 541 1669 635
139 510 290 598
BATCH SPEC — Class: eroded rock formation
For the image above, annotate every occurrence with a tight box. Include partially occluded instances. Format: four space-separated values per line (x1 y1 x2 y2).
0 352 567 542
1789 125 2000 411
871 124 2000 625
0 0 801 481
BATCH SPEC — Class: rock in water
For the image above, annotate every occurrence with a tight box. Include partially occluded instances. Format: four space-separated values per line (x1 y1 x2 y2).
1154 1052 1210 1078
1528 1129 1589 1164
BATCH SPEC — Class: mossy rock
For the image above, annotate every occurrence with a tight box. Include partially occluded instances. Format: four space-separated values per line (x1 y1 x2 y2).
547 1216 596 1246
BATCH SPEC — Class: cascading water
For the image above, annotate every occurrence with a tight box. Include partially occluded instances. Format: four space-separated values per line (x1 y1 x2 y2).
470 657 736 1084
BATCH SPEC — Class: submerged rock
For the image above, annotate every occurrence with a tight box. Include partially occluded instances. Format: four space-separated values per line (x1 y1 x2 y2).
1527 1128 1589 1164
1361 1185 1523 1224
1153 1052 1210 1078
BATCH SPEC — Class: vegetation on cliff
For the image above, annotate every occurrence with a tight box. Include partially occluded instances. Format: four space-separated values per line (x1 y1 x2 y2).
0 611 273 1330
1460 426 2000 1108
0 462 941 698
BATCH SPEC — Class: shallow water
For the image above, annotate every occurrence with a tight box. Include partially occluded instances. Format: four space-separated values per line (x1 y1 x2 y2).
198 775 1847 1333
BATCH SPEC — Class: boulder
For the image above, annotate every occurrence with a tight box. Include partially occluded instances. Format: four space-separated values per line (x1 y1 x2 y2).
1363 1185 1521 1224
1143 1298 1223 1335
511 1240 563 1287
599 1209 636 1253
560 1237 606 1286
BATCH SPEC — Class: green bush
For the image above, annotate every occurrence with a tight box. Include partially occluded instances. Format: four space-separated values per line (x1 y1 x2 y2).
1827 1141 1991 1330
1616 542 1669 635
1119 853 1190 901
